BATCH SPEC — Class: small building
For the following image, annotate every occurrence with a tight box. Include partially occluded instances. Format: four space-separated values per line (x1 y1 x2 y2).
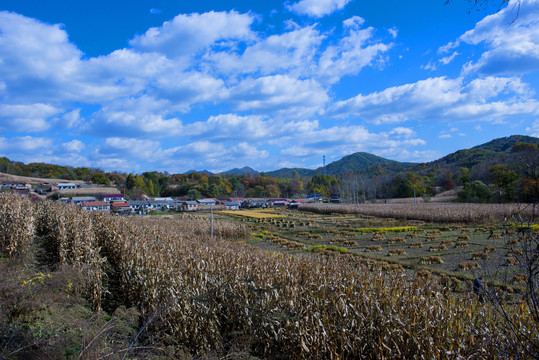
197 198 217 206
57 183 77 190
81 201 110 212
288 199 305 209
128 200 150 211
268 198 289 207
245 199 267 208
224 201 242 210
72 196 97 205
181 201 198 212
103 194 125 202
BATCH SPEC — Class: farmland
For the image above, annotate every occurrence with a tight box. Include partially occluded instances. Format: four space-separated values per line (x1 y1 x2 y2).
1 195 538 359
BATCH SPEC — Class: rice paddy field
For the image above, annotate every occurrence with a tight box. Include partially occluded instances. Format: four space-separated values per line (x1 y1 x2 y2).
228 206 536 286
1 195 538 359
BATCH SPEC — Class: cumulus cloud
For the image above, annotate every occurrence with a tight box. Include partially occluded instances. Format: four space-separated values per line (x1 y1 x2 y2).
206 25 324 76
129 11 255 58
457 0 539 75
0 103 61 132
88 96 183 137
329 76 539 124
62 139 85 153
228 75 329 116
0 136 53 151
317 17 392 84
288 0 352 18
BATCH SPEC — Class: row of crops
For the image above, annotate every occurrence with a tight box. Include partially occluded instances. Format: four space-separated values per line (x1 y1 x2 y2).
1 194 538 358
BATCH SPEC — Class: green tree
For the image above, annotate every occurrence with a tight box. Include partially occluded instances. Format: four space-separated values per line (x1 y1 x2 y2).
187 188 202 201
489 164 520 202
148 180 156 197
125 173 136 190
91 172 110 186
457 180 491 203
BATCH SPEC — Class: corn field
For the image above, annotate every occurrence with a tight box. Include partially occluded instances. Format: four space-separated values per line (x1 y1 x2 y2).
300 202 536 223
1 193 538 358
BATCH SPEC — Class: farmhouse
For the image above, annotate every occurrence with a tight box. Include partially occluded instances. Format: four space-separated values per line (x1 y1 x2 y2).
103 193 125 202
181 201 198 212
224 201 242 210
197 198 217 206
81 201 110 212
268 198 289 207
56 183 77 190
71 196 97 205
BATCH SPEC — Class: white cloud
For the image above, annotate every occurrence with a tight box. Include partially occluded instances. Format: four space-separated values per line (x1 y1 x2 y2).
317 18 392 84
228 75 329 116
0 136 53 153
458 0 539 75
288 0 352 18
206 25 324 76
62 139 85 153
329 76 539 124
0 103 61 132
526 119 539 136
439 51 459 65
89 95 183 137
129 11 255 58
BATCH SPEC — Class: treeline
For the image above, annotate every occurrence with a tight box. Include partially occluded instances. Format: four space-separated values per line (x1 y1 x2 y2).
2 142 537 203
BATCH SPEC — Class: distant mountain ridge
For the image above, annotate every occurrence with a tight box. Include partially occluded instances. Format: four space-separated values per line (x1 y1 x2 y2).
184 135 539 179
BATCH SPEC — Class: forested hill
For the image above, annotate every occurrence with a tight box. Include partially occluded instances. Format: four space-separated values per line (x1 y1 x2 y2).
266 152 415 178
417 135 539 170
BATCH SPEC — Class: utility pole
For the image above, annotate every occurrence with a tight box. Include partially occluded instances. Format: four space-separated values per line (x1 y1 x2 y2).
210 203 214 238
323 155 327 176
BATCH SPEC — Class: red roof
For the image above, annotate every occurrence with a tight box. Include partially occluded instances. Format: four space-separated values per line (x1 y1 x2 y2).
83 201 109 207
111 201 130 208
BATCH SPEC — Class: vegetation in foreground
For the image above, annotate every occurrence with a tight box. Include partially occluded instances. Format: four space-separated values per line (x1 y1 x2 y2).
1 194 538 359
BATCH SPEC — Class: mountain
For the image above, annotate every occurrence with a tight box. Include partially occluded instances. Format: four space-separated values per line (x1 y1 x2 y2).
265 167 316 178
473 135 539 152
422 135 539 170
220 166 259 176
266 152 415 178
319 152 414 177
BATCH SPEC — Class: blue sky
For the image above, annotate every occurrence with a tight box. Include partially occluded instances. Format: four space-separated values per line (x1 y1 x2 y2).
1 0 538 174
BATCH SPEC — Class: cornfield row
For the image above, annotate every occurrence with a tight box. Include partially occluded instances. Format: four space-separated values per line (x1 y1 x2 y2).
1 194 537 358
300 202 536 223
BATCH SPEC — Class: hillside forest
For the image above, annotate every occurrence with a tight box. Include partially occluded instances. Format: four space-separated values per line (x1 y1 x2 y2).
1 135 538 204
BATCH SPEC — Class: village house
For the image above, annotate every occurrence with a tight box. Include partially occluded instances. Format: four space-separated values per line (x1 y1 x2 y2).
103 193 125 202
71 196 97 205
224 201 242 210
268 198 289 207
56 183 77 190
81 201 110 212
181 201 198 212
